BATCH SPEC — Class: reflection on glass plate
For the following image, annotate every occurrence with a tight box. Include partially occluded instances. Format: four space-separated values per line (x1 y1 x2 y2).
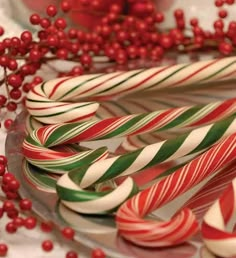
5 111 204 258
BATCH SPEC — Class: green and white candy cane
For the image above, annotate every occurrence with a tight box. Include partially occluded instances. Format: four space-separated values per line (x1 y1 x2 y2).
26 56 236 124
56 116 236 214
23 98 236 172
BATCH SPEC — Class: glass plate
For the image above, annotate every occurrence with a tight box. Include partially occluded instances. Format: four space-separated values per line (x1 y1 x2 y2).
5 110 207 258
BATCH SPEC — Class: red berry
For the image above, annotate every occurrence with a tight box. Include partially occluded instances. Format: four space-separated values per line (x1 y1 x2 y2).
40 18 51 29
40 222 53 233
219 41 233 55
5 222 17 233
46 5 58 17
8 179 20 191
6 102 17 112
115 49 128 65
174 9 184 19
55 18 67 29
91 248 106 258
2 173 14 184
0 208 4 218
3 200 15 212
0 164 5 176
19 199 32 211
12 217 25 227
226 0 235 4
61 1 72 12
56 48 68 59
42 240 53 252
10 37 21 48
160 34 173 49
47 35 59 47
29 49 41 62
0 56 8 67
7 208 19 219
0 95 7 107
10 89 22 100
5 191 18 200
218 9 228 19
7 59 18 71
7 74 22 88
24 216 37 229
155 12 164 23
0 155 7 165
80 53 92 67
61 227 75 240
21 31 32 43
0 244 8 256
66 251 78 258
0 26 4 36
4 119 13 130
30 14 41 25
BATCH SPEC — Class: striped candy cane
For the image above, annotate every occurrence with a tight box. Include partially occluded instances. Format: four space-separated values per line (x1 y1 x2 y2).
202 178 236 257
26 57 236 124
116 132 236 247
55 117 236 215
23 101 236 173
178 160 236 220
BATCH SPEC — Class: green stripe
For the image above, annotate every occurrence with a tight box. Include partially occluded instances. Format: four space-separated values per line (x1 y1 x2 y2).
26 163 57 189
143 134 188 169
200 60 236 81
33 102 94 118
158 106 201 131
99 114 148 139
189 115 236 154
145 64 190 90
56 185 109 202
58 74 104 100
97 69 146 94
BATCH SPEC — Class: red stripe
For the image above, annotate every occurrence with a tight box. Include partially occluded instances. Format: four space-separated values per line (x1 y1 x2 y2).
172 59 220 86
78 72 124 96
190 98 236 126
202 220 236 239
219 183 235 223
26 103 69 111
64 116 120 143
66 111 97 123
130 109 176 136
49 77 71 99
118 66 171 94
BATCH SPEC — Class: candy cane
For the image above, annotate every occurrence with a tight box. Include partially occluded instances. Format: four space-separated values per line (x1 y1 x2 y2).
26 57 236 124
202 178 236 258
23 98 236 172
55 117 236 215
178 160 236 220
116 132 236 247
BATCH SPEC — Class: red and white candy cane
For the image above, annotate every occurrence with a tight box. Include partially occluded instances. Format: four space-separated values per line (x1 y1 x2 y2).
26 56 236 124
116 132 236 247
202 177 236 258
178 160 236 220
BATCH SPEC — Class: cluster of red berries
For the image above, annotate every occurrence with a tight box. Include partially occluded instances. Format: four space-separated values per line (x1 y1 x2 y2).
0 0 235 128
0 153 106 257
0 159 99 257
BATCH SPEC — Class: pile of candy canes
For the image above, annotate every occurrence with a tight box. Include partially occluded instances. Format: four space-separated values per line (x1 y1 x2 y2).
1 0 236 257
22 55 236 258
